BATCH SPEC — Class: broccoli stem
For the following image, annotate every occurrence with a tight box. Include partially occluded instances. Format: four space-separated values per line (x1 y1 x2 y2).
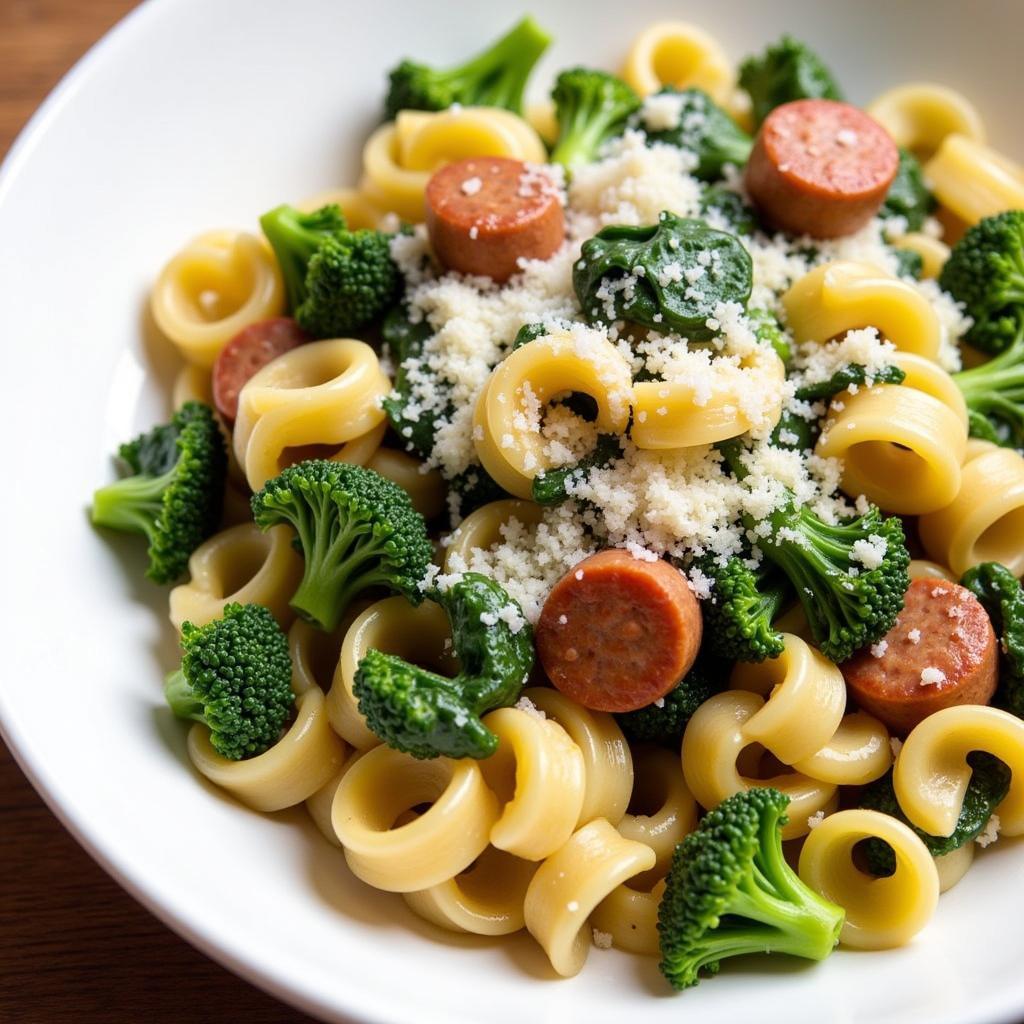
163 669 204 722
259 206 321 310
953 326 1024 445
91 464 177 540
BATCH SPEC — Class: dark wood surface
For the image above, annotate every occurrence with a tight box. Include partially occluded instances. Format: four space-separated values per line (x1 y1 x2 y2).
0 3 314 1021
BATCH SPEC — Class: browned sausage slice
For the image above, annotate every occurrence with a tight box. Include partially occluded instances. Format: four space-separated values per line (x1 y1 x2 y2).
425 157 565 282
212 317 307 422
842 578 998 735
744 99 899 239
535 549 702 713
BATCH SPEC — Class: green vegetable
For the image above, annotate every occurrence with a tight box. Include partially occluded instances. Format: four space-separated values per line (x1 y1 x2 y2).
961 561 1024 716
738 35 843 127
574 212 753 338
881 149 936 231
380 304 437 459
251 460 432 632
952 325 1024 449
510 322 551 350
91 401 227 584
384 16 551 120
449 465 509 518
748 306 792 366
658 787 844 990
859 753 1010 874
893 247 924 281
771 409 820 451
354 573 533 758
260 203 400 339
531 433 621 506
615 659 725 743
793 363 906 402
641 88 752 180
164 603 293 761
699 184 758 236
938 210 1024 354
549 67 640 171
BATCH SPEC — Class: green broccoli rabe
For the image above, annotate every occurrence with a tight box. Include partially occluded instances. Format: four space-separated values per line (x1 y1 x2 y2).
699 184 758 237
510 321 551 350
748 306 792 366
384 16 551 120
260 204 400 339
938 210 1024 354
961 561 1024 716
771 409 820 451
449 464 509 519
531 434 621 506
892 248 924 281
640 88 753 180
354 573 533 758
952 325 1024 449
164 603 294 761
549 67 640 171
738 35 843 127
699 556 791 662
658 787 844 990
859 753 1010 874
881 149 936 232
380 305 438 459
251 460 432 632
794 363 906 402
574 212 753 338
615 658 725 743
91 401 227 584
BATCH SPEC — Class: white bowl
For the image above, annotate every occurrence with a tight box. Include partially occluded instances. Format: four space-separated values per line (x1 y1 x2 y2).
2 1 1022 1022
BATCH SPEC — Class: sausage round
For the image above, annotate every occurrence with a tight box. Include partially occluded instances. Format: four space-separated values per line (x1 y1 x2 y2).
424 156 565 282
535 549 702 713
744 99 899 239
841 578 998 735
212 317 307 422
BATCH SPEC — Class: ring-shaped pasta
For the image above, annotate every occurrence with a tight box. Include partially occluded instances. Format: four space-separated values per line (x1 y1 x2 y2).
798 808 940 950
330 596 457 750
187 687 346 813
867 83 985 161
891 351 969 431
908 558 955 582
792 712 892 786
444 499 544 571
151 230 285 369
233 338 390 490
524 819 656 977
525 100 559 147
522 686 633 827
815 384 966 515
590 878 666 956
403 845 538 936
168 523 303 631
616 747 697 880
620 21 733 103
305 750 359 847
893 705 1024 838
479 707 586 861
631 346 785 449
729 634 847 765
781 261 942 361
934 842 975 894
681 690 838 840
332 745 499 892
891 233 950 281
298 186 387 231
289 602 370 697
925 134 1024 226
473 330 632 499
918 445 1024 577
366 447 447 520
172 363 214 408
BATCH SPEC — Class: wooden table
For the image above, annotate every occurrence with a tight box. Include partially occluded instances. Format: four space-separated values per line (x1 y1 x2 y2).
0 3 314 1021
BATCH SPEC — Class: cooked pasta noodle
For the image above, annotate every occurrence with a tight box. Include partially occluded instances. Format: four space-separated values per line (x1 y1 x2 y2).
366 447 446 520
925 134 1024 226
443 499 544 571
305 751 358 848
791 712 892 787
590 879 666 956
891 351 969 430
620 21 733 102
891 233 950 280
935 842 976 894
171 363 215 408
866 83 985 161
289 616 351 696
908 558 955 582
298 186 388 231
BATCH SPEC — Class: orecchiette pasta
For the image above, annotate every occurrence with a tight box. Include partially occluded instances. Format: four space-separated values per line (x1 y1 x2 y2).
365 447 447 520
925 134 1024 225
791 712 892 787
590 879 666 956
620 21 733 102
289 615 351 696
443 499 544 571
151 231 285 369
866 83 985 161
798 809 940 950
524 819 656 977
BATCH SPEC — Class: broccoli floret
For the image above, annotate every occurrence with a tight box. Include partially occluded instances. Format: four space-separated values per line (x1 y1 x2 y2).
881 149 936 232
639 88 752 180
794 363 906 402
961 561 1024 716
892 247 924 281
354 573 533 758
574 212 753 338
700 184 758 236
531 433 621 506
658 787 844 990
615 659 725 743
699 557 791 663
384 16 551 120
164 603 294 761
748 306 792 366
380 305 437 459
549 67 640 171
251 460 432 632
859 753 1010 874
952 325 1024 449
738 35 843 128
938 210 1024 354
91 401 227 584
260 204 400 340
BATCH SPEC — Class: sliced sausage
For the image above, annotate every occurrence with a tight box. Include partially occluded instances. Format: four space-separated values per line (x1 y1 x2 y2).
212 317 307 422
744 99 899 239
425 157 565 283
842 578 998 735
535 549 702 713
